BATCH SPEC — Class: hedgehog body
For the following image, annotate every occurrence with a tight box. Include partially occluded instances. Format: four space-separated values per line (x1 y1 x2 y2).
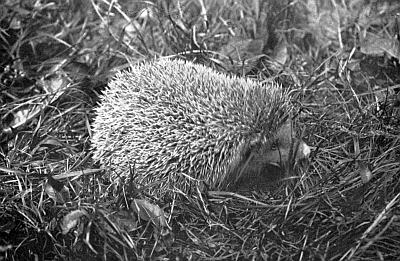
91 59 310 197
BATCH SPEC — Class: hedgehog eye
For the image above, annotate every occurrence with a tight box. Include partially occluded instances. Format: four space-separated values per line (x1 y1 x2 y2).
271 141 280 150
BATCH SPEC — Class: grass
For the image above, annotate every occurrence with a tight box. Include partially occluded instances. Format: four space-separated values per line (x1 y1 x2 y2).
1 0 400 260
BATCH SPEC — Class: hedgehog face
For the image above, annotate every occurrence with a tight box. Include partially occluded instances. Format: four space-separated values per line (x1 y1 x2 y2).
231 121 310 190
260 121 310 166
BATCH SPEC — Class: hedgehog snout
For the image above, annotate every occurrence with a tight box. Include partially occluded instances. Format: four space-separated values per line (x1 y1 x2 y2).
296 140 311 160
300 141 311 158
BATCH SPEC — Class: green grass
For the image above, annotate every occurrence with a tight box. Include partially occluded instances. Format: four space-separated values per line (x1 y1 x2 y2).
1 0 400 260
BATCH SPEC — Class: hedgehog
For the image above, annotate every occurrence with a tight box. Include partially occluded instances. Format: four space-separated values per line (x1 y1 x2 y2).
91 59 310 198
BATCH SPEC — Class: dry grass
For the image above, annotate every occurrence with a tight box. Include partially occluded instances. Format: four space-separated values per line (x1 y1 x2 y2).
1 0 399 260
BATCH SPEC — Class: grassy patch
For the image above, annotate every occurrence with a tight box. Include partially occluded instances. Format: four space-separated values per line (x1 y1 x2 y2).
1 0 399 260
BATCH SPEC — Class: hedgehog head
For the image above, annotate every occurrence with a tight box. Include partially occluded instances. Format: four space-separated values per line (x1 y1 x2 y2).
223 120 311 190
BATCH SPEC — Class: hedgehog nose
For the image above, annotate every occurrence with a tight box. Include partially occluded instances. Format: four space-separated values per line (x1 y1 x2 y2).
299 142 311 159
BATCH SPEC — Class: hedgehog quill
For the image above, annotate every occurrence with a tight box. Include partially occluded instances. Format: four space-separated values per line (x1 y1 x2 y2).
91 59 310 198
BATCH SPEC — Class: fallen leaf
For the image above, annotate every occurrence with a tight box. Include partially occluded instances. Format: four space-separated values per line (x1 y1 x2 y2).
359 163 373 184
131 199 167 228
44 176 71 204
360 32 400 59
61 209 88 235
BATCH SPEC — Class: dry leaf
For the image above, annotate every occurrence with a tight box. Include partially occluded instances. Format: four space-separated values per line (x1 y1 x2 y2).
44 176 71 204
131 199 167 228
360 32 400 59
61 209 88 235
359 163 372 184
